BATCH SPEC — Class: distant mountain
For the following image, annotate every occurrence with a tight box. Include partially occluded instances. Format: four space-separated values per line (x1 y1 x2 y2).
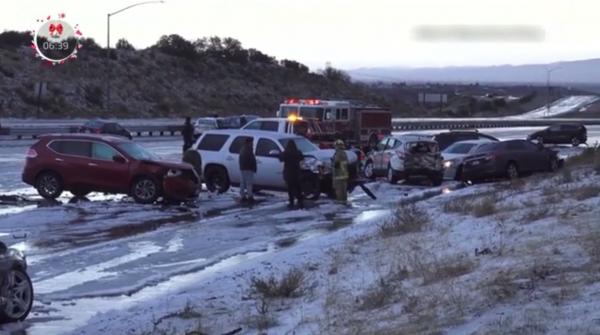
349 59 600 84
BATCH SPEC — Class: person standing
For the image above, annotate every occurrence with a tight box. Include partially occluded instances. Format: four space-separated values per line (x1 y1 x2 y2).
279 140 304 209
332 139 349 204
182 116 194 153
238 138 256 203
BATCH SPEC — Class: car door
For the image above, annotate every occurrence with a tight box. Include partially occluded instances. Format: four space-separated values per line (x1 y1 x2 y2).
522 140 548 172
226 136 252 185
47 140 92 188
84 141 131 192
381 138 398 169
254 137 284 188
372 138 389 173
506 140 533 172
546 125 561 143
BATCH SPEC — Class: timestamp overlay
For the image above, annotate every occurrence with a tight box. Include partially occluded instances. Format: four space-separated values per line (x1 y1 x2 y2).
31 13 83 65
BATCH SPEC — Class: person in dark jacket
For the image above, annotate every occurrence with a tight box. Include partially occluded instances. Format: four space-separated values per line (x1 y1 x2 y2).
238 138 257 203
279 140 304 209
182 117 194 153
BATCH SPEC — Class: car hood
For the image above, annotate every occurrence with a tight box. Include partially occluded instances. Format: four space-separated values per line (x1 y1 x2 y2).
141 160 194 170
305 149 358 164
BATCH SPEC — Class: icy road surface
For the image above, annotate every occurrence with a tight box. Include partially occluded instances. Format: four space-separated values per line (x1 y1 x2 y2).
0 127 595 334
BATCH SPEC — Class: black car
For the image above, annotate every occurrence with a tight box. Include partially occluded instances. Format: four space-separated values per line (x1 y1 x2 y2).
217 115 259 129
0 241 33 323
76 120 132 139
462 139 559 182
433 130 499 151
527 124 587 147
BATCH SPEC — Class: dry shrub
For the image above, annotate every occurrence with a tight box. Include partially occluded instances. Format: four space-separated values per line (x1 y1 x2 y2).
405 251 475 285
485 271 519 303
521 206 551 224
472 196 497 217
571 185 600 201
560 167 574 184
250 267 306 299
566 144 600 167
358 276 402 311
379 204 429 237
443 197 473 214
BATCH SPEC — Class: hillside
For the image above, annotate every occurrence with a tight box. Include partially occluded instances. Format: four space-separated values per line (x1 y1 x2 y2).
0 32 385 118
350 58 600 84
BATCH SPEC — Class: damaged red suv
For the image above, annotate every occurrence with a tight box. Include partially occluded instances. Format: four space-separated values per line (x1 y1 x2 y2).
22 134 199 204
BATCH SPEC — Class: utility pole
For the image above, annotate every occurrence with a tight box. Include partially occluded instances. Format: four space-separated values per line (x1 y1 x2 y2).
105 1 165 112
545 66 561 117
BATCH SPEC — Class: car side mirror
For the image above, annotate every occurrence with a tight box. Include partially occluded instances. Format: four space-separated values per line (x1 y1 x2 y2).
268 149 281 157
113 155 126 163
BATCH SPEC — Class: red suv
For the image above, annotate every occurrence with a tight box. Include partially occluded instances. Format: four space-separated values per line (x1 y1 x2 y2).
22 134 199 204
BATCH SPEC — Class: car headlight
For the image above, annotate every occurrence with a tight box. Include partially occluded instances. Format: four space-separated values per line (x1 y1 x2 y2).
301 157 323 173
443 160 454 168
167 169 182 177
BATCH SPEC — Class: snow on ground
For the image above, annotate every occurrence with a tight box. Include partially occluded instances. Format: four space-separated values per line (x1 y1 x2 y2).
508 95 599 119
67 158 600 335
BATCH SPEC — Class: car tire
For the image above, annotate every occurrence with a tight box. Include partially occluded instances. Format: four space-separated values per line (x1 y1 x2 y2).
131 176 161 204
363 160 375 180
454 165 463 181
571 137 581 147
549 158 559 172
70 189 90 197
387 165 398 184
430 173 443 186
506 162 519 179
0 268 34 323
204 166 230 193
35 171 63 199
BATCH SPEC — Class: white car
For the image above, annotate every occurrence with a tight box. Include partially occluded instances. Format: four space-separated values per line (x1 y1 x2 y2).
442 139 496 180
193 117 220 138
193 129 358 198
363 134 443 185
241 117 322 137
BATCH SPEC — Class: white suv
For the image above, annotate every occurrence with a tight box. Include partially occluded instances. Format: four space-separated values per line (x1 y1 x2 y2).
193 129 358 198
363 134 443 185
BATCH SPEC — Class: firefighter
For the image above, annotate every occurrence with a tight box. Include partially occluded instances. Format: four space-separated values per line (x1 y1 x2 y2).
182 117 194 153
332 139 349 204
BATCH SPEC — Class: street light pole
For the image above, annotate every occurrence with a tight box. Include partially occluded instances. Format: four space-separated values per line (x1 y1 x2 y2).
545 66 560 117
105 0 165 112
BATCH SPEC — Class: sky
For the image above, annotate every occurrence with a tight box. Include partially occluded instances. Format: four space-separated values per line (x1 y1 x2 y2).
2 0 600 70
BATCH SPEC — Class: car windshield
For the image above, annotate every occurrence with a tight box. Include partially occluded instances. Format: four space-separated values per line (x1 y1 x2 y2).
279 137 319 154
118 142 159 160
443 142 477 154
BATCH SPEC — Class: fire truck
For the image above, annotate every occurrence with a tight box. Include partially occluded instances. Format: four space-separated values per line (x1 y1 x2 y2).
276 99 392 149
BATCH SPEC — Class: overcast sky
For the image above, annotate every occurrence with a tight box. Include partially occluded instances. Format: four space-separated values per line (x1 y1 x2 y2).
2 0 600 70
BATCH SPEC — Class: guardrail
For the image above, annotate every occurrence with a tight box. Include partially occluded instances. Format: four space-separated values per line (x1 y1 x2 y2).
2 118 600 140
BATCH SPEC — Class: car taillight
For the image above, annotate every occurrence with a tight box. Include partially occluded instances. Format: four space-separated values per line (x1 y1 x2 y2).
26 148 38 158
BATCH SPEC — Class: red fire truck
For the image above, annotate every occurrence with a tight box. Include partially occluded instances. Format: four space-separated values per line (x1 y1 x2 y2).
276 99 392 149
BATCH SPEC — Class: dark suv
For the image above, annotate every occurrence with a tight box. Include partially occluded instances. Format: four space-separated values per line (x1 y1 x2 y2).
527 124 587 146
76 120 132 139
433 130 499 151
462 140 559 182
22 134 199 203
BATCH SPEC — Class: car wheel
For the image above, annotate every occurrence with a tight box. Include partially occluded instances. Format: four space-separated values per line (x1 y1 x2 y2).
454 165 463 181
387 165 398 184
131 177 160 204
549 158 559 172
0 268 34 323
204 166 230 193
301 176 321 200
35 171 63 199
363 160 375 180
571 137 581 147
430 173 443 186
506 162 519 179
70 189 90 197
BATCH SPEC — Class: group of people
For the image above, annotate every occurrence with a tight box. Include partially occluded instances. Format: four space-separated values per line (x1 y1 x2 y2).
238 138 349 209
182 116 350 209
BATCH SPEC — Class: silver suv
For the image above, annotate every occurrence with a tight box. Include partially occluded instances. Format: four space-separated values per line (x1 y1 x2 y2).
193 129 358 198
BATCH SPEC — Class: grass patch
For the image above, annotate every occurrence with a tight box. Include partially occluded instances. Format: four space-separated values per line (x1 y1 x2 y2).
485 271 519 303
570 185 600 201
565 144 600 168
250 267 307 299
472 196 497 217
521 206 551 224
379 204 429 237
358 276 402 310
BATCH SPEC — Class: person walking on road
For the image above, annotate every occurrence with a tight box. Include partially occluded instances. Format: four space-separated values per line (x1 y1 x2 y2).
332 139 349 204
279 140 304 209
239 138 257 203
182 117 194 153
